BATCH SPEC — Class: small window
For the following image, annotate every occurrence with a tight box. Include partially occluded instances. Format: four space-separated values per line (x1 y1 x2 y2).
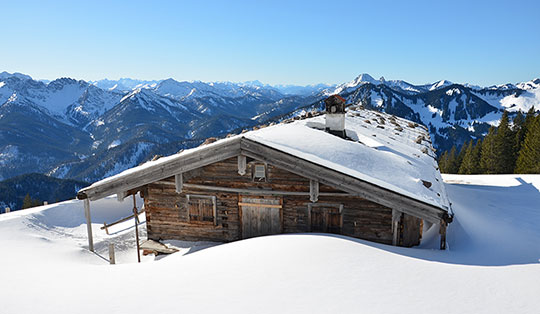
253 164 267 182
186 195 217 225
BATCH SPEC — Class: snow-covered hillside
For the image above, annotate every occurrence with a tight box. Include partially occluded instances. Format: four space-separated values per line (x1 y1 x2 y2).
1 175 539 314
1 70 539 183
0 72 319 182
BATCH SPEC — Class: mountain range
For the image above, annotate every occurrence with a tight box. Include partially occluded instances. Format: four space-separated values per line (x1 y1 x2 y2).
0 71 538 186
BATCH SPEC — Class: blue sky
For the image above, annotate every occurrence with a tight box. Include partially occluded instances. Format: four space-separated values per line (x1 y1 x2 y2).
2 0 539 86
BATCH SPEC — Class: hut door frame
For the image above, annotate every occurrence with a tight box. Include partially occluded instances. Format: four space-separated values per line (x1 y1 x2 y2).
238 195 283 239
307 203 343 234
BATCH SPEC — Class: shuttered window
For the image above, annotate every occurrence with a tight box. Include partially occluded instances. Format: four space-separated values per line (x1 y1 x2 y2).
252 164 267 182
186 195 217 225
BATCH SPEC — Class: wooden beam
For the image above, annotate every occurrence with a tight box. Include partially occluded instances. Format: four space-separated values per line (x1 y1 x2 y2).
100 208 145 231
238 202 283 209
83 199 94 252
240 138 445 224
212 196 217 226
109 244 115 265
237 155 246 176
391 209 402 246
133 195 141 263
78 137 242 201
116 191 127 202
182 183 350 197
310 179 319 202
439 220 447 250
175 173 183 194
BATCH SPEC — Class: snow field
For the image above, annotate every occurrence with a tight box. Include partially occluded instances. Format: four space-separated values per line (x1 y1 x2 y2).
0 175 539 313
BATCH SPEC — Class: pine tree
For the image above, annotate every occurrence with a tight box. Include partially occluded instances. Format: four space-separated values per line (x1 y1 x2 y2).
516 115 540 173
481 126 497 174
524 106 536 130
22 193 41 209
513 111 527 153
492 111 516 173
457 143 467 170
22 193 33 209
438 151 449 173
458 140 482 174
446 145 460 174
472 139 483 173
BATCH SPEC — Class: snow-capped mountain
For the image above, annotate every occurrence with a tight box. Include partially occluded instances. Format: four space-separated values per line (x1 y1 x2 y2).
90 78 161 91
0 71 538 183
0 72 318 182
285 74 540 152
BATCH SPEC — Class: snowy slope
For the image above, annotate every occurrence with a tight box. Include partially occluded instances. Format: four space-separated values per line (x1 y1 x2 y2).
1 175 540 314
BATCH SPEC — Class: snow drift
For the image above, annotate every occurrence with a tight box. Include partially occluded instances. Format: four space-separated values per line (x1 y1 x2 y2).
0 175 539 314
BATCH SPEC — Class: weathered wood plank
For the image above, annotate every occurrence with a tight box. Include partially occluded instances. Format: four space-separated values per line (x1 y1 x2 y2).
175 173 183 194
310 179 319 203
79 138 242 201
240 138 444 224
84 199 94 252
145 157 401 245
440 221 447 250
181 183 350 197
238 155 246 176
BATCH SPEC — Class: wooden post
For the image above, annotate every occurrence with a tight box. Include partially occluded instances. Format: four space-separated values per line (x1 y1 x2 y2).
309 180 319 203
84 199 94 252
175 173 183 194
117 191 126 202
5 207 10 214
439 220 447 250
238 155 247 175
392 209 402 246
133 195 141 263
109 243 116 265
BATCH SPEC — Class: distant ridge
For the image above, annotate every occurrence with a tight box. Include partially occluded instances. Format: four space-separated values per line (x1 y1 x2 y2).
0 70 538 186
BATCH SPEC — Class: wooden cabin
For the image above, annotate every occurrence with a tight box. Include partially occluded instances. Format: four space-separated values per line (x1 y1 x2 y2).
77 98 452 249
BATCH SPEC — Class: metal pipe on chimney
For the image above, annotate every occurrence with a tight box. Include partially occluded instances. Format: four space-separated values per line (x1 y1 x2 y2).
324 95 347 138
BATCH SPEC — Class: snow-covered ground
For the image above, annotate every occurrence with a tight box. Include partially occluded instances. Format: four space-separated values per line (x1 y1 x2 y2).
1 175 539 314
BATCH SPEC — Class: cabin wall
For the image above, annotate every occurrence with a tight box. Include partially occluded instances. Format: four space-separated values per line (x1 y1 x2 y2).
144 157 402 245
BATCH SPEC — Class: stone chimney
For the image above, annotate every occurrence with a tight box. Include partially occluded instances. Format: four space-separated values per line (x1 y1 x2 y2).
324 95 346 138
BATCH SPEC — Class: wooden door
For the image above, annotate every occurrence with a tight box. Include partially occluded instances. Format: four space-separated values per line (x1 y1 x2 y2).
309 204 342 234
239 196 282 239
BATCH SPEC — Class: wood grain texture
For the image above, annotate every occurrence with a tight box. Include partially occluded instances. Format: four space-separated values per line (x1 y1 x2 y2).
144 157 397 245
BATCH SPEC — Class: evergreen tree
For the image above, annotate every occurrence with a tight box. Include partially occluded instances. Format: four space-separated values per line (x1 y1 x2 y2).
516 115 540 173
438 151 449 173
22 193 33 209
22 193 41 209
472 139 483 173
446 145 460 174
481 126 497 174
459 140 482 174
492 111 516 173
524 106 536 130
513 111 527 153
457 143 467 170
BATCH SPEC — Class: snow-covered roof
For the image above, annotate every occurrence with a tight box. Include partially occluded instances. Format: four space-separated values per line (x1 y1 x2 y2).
245 109 449 210
80 107 449 211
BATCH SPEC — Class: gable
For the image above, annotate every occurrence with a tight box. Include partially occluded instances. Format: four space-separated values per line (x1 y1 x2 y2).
78 108 450 224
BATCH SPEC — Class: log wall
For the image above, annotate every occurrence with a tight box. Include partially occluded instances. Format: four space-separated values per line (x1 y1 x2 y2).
144 157 410 245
